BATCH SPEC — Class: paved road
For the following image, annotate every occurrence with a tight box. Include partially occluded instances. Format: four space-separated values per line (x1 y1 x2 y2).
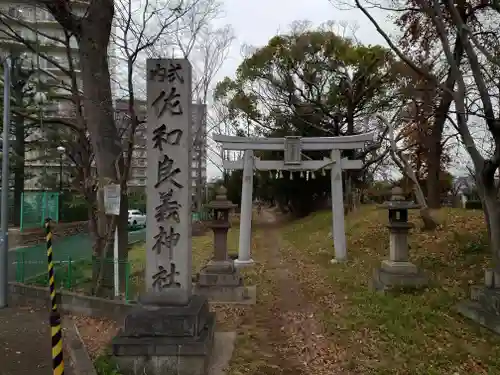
8 229 146 282
0 303 74 375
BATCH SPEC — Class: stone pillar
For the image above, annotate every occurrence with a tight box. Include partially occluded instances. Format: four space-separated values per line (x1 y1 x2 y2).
372 187 427 291
461 194 467 208
235 149 254 267
330 149 347 262
112 59 215 375
195 187 252 303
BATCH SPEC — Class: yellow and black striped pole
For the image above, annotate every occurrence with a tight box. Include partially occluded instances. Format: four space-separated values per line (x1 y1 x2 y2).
46 218 57 311
45 218 64 375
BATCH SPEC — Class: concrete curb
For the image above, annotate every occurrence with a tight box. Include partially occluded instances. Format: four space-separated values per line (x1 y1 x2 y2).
8 282 136 321
63 320 98 375
209 332 236 375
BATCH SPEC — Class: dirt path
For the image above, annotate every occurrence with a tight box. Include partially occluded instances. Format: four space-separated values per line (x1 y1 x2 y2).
225 209 340 375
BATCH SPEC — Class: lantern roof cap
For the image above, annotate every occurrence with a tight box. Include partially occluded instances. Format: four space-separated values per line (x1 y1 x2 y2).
378 186 420 210
206 185 236 210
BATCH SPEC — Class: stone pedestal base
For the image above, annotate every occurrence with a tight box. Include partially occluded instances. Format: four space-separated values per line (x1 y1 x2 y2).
195 263 252 303
372 260 428 291
456 286 500 335
112 295 215 375
381 260 418 274
194 284 255 303
233 258 254 268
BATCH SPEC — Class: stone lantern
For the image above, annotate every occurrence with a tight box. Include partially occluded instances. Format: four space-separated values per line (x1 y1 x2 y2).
372 187 428 291
195 186 252 302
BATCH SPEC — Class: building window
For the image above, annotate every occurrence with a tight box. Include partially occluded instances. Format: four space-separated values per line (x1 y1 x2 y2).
133 168 146 177
8 7 22 19
36 7 54 21
19 6 35 21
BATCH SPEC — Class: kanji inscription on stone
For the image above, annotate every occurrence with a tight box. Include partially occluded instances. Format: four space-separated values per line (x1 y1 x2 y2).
146 59 193 303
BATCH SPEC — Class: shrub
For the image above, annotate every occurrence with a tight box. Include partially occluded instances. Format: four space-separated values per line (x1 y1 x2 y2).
61 193 88 222
465 200 483 210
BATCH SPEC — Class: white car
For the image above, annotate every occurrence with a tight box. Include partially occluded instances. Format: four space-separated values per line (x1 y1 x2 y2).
128 209 146 228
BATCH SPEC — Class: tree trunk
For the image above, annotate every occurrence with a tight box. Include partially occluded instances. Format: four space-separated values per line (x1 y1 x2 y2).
425 28 465 209
12 113 25 227
478 177 500 272
426 134 442 209
118 190 129 294
78 6 127 295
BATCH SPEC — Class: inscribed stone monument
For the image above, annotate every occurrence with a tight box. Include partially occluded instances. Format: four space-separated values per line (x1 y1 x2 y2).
144 59 192 305
113 59 215 375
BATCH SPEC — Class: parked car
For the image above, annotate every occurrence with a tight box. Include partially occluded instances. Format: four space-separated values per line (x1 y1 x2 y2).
128 209 146 228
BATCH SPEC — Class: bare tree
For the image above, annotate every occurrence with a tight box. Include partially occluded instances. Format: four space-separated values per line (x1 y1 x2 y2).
379 114 438 230
0 0 206 294
353 0 500 281
169 3 235 211
0 8 102 279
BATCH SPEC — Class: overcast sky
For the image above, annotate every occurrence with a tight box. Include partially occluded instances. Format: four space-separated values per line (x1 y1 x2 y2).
217 0 389 78
205 0 393 179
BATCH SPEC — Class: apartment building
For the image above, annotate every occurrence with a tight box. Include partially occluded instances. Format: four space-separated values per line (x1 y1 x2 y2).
114 99 208 192
0 1 125 191
0 0 87 189
0 1 207 193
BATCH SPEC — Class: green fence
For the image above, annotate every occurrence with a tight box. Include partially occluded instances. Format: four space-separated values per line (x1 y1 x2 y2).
193 209 212 222
12 228 146 281
16 257 135 301
21 191 60 231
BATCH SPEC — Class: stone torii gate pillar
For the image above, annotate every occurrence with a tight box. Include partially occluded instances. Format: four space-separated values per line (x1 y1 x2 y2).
330 149 346 261
214 132 374 264
237 149 255 267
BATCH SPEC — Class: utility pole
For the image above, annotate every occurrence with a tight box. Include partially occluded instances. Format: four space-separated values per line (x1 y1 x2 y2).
0 57 11 308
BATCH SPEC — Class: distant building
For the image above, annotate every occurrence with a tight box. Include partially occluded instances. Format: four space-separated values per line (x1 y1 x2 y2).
0 2 206 194
0 1 115 190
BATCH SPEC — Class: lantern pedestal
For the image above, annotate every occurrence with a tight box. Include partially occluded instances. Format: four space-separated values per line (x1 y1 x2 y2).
194 187 254 303
372 187 428 292
195 264 252 303
373 265 428 292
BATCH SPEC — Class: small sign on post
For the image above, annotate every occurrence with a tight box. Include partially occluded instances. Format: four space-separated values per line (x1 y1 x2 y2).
103 183 121 298
104 184 121 216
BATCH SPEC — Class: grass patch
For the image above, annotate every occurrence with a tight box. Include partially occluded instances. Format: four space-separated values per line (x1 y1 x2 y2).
31 226 238 299
94 352 121 375
281 205 500 374
105 236 213 298
125 225 241 299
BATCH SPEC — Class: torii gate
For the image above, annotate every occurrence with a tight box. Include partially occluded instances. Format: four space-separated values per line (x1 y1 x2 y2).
213 132 375 266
